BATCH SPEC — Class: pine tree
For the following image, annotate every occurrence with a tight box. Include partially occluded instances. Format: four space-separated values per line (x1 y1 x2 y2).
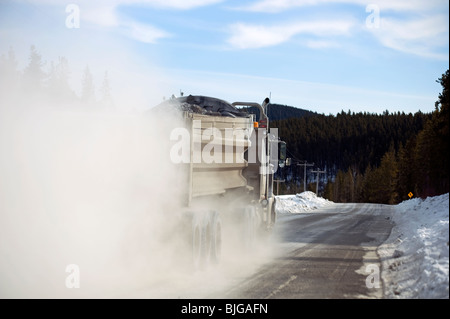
81 65 95 104
47 56 74 102
360 164 374 203
354 170 364 202
323 180 334 202
0 46 20 97
397 143 410 201
414 70 449 196
346 167 356 202
334 170 346 202
432 70 449 194
99 71 114 109
378 145 399 204
23 45 45 92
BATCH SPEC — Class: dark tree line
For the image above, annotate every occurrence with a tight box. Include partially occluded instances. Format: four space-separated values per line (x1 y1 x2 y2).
0 45 113 108
241 103 318 121
271 70 449 204
272 110 430 174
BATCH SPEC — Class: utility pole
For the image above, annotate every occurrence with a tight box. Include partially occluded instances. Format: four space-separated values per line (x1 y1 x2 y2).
297 161 314 192
274 179 285 195
311 169 326 195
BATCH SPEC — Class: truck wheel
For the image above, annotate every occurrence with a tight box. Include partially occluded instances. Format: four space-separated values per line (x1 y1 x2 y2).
191 210 221 269
256 203 275 243
191 211 208 270
209 211 222 264
243 206 258 249
192 221 203 270
204 218 212 264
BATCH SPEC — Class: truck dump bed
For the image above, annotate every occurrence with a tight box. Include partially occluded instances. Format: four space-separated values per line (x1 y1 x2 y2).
153 95 256 205
188 112 254 199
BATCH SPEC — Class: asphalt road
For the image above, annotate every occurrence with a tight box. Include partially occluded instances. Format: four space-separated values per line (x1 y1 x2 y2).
211 203 394 299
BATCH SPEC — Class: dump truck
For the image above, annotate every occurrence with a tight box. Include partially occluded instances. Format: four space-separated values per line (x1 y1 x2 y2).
153 95 287 268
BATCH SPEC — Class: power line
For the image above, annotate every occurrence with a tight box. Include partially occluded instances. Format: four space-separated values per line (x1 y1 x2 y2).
286 147 301 163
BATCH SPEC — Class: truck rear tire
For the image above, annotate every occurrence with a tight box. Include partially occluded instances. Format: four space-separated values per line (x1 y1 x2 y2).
191 210 222 269
209 211 222 264
243 205 259 249
192 219 203 270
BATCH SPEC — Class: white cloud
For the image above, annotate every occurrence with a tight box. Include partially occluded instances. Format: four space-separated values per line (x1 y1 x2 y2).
80 4 173 43
227 24 292 49
26 0 224 10
135 0 224 10
24 0 224 43
122 21 172 44
370 15 449 60
234 0 449 59
234 0 324 13
227 20 354 49
236 0 444 13
305 40 339 49
82 5 120 27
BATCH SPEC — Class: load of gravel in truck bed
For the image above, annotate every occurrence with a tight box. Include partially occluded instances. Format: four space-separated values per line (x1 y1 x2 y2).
152 95 251 118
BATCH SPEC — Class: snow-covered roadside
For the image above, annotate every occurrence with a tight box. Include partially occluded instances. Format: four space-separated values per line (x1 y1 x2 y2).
275 191 449 299
378 193 449 299
275 191 333 214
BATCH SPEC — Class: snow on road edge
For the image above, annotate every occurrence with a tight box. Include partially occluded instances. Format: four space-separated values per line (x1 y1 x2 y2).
378 193 449 299
275 191 333 214
275 191 449 299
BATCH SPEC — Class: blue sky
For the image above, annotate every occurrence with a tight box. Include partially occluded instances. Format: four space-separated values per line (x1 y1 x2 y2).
0 0 448 114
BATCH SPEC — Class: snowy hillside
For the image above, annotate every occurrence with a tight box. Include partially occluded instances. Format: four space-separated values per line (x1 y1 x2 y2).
275 192 449 299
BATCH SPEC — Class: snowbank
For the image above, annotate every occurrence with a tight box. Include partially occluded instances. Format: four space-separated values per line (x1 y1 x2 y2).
275 191 333 214
275 191 449 298
379 193 449 299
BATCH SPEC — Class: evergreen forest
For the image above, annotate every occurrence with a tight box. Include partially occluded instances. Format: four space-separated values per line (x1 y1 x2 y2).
271 70 449 204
